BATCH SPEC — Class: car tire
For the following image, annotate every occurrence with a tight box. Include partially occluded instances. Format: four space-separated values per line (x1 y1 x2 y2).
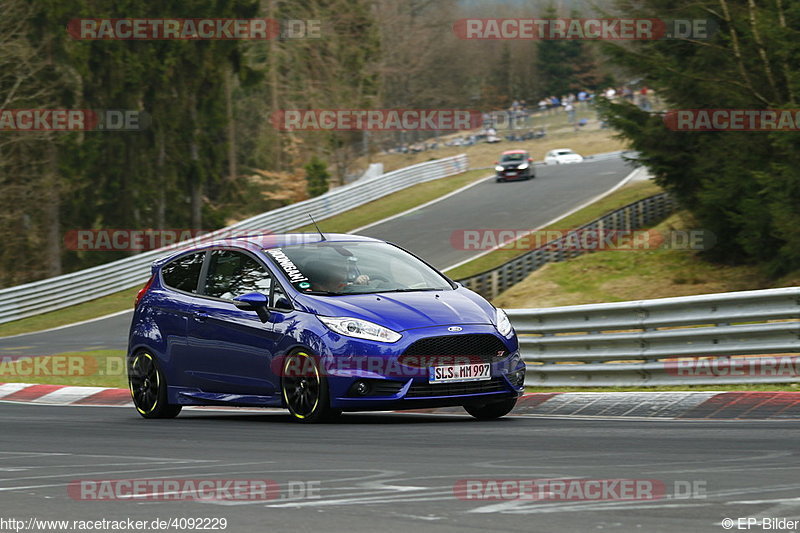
464 398 517 420
495 178 503 183
128 351 182 419
281 351 341 423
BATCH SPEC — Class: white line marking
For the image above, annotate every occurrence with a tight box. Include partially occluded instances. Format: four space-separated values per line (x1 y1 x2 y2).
728 497 800 505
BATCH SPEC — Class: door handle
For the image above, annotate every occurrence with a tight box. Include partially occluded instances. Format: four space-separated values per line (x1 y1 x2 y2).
193 311 209 322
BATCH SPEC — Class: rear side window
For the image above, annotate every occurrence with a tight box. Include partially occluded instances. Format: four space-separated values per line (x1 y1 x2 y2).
204 249 272 300
161 252 205 293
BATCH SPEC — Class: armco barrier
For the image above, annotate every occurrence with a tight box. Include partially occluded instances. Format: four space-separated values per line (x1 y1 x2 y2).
509 287 800 387
0 154 468 324
457 191 675 299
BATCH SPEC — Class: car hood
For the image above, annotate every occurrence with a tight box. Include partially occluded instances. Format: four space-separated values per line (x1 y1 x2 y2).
293 287 496 332
499 160 527 168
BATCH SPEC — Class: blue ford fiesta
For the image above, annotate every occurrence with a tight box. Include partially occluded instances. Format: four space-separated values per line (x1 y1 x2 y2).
128 233 525 422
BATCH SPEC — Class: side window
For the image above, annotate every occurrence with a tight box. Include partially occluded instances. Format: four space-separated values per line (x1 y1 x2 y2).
204 249 272 300
161 252 205 293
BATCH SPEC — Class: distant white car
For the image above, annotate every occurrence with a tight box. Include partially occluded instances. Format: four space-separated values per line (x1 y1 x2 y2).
544 148 584 165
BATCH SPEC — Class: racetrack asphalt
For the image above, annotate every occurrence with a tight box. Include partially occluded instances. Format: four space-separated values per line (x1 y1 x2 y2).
357 156 633 269
0 402 797 533
0 156 634 356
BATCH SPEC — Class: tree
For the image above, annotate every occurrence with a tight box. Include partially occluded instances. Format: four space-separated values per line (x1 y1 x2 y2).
599 0 800 274
536 7 607 97
305 156 330 197
0 0 78 284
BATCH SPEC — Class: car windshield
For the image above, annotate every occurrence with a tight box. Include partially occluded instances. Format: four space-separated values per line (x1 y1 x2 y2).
265 241 453 295
501 153 526 162
556 150 575 156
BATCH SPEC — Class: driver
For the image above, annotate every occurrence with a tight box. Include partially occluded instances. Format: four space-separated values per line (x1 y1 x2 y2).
305 261 369 292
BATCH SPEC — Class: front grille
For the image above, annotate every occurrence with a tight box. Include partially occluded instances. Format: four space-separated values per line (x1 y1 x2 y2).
371 380 404 396
406 378 508 398
401 334 508 368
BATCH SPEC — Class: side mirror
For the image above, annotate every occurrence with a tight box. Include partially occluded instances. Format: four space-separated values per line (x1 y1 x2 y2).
274 295 292 310
233 292 270 323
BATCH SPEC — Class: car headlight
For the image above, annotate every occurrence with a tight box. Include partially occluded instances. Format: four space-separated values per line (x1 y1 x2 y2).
318 316 402 343
495 165 504 172
495 308 514 337
517 163 529 170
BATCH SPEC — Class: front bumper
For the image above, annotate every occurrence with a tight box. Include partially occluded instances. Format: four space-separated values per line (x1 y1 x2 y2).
317 324 525 410
496 168 530 180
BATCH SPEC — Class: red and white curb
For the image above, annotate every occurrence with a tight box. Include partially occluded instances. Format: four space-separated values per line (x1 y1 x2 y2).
411 391 800 420
2 383 800 419
0 383 132 406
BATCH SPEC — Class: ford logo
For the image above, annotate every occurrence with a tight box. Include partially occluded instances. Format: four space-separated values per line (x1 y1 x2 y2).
447 326 463 332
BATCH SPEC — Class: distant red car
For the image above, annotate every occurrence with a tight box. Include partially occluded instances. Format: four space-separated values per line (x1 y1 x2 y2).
495 150 535 182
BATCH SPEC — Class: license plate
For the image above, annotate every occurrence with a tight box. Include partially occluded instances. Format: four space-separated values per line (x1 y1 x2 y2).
506 171 517 176
429 363 491 384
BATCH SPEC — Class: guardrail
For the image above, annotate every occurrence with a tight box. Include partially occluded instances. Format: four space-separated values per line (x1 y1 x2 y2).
508 287 800 386
0 154 468 325
457 190 675 299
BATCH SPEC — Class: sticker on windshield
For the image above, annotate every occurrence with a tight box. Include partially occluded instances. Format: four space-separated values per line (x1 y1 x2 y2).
267 249 309 285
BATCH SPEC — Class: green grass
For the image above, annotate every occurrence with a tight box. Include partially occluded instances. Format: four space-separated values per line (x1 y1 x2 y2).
0 349 127 388
526 384 800 393
445 180 664 279
290 168 489 233
0 287 139 338
492 211 800 309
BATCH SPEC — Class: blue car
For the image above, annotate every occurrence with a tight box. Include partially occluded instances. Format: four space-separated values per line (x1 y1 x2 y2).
127 233 525 422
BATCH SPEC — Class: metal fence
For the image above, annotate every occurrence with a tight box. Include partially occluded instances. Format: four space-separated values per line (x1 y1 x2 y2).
0 154 468 325
457 192 675 299
507 287 800 386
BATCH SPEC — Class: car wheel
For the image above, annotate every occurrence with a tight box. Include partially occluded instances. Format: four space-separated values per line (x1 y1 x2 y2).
495 178 503 183
128 352 181 419
282 351 341 423
464 398 517 420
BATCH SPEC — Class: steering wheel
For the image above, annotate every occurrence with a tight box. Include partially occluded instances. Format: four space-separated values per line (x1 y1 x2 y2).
363 274 391 288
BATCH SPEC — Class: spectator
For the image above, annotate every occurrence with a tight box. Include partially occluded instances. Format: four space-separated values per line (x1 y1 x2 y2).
638 86 652 111
565 102 576 125
538 98 548 113
622 86 634 101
